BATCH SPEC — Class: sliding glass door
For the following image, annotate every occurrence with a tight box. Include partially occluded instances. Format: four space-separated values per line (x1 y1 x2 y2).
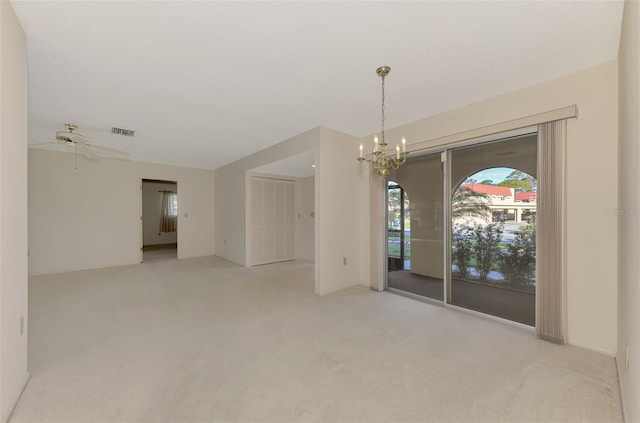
449 135 537 326
386 134 537 326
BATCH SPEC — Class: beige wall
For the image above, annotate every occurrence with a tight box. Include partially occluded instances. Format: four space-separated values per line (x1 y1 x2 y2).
0 1 29 421
315 127 361 295
617 0 640 420
360 61 619 355
28 150 215 275
295 175 315 262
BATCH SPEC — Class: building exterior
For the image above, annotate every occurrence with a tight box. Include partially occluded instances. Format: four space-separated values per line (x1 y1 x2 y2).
456 183 536 224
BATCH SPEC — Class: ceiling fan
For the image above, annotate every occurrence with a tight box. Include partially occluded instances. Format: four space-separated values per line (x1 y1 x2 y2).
54 123 129 158
32 123 129 170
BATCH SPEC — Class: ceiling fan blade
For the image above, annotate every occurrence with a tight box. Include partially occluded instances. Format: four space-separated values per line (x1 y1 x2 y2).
28 141 58 147
77 144 98 160
31 134 62 143
89 144 130 157
28 140 72 153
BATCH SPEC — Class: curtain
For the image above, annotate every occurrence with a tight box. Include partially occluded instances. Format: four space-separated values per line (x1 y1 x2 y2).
159 191 177 233
370 165 386 291
536 120 567 344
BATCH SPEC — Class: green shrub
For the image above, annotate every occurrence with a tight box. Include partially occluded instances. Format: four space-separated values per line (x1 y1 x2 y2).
452 223 473 278
500 218 536 287
473 223 504 281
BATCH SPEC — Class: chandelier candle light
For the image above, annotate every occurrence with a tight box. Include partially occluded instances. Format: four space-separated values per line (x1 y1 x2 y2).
358 66 407 178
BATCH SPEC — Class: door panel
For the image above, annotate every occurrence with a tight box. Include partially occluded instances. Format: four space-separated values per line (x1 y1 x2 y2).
387 153 444 301
250 177 295 266
449 136 537 326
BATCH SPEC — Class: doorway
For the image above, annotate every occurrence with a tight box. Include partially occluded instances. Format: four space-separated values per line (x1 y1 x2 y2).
141 179 178 261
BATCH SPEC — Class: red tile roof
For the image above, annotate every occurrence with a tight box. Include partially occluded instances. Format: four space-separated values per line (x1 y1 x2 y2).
460 183 512 197
515 191 537 201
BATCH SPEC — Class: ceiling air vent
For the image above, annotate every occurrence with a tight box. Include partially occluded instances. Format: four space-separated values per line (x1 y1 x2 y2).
111 127 135 137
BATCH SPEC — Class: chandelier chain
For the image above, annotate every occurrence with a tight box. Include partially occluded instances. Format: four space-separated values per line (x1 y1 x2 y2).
381 73 385 145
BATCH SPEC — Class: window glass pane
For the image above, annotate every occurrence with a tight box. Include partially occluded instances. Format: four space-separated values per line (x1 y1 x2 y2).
387 186 401 260
450 135 537 326
169 193 178 217
387 153 444 301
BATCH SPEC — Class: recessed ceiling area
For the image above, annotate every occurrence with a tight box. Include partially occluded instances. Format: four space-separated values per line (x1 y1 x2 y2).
12 1 624 170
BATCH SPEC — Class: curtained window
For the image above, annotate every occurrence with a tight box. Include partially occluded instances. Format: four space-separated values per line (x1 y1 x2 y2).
159 191 177 233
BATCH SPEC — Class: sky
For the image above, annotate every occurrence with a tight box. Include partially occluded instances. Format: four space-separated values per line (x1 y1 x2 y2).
467 167 514 184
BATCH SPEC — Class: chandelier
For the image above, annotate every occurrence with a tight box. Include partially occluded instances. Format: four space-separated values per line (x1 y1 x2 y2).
358 66 407 178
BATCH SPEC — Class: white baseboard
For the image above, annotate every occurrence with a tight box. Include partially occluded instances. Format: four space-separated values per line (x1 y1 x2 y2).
567 340 616 357
615 356 628 423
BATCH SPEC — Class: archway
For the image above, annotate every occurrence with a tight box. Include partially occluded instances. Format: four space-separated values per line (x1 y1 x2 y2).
452 167 536 226
450 160 537 326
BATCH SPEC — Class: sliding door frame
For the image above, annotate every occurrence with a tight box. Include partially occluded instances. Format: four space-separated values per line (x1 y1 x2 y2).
443 149 452 304
383 128 539 330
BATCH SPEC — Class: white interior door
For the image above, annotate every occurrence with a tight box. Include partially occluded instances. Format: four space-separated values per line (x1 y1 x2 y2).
251 177 295 266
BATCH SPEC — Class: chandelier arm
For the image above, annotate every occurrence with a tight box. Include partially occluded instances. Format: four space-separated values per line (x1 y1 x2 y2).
392 154 407 168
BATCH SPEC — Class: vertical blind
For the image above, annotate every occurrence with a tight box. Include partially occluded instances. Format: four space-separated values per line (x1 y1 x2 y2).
370 166 386 292
536 120 567 344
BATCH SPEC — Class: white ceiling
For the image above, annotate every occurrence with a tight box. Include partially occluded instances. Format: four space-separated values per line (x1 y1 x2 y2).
13 0 624 171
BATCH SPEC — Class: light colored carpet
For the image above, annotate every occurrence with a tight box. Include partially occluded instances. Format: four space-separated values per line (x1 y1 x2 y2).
13 257 622 422
142 245 177 261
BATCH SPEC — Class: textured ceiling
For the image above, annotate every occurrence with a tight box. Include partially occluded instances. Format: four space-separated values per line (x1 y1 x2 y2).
13 0 623 170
